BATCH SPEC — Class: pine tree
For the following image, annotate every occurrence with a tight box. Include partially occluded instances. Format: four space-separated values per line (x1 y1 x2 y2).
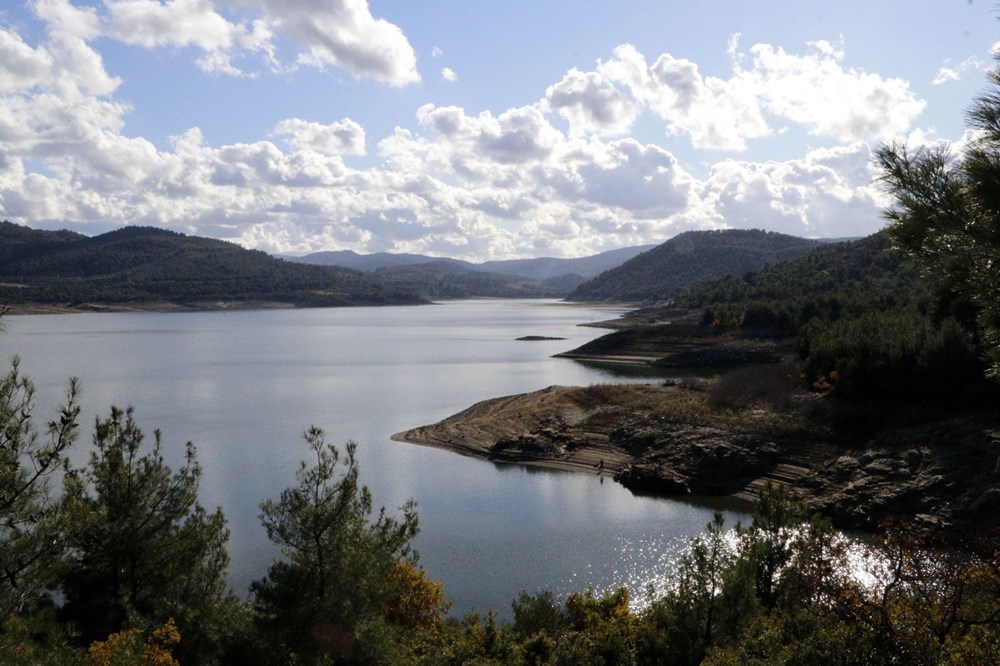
59 406 236 662
0 358 79 627
876 57 1000 380
251 427 425 663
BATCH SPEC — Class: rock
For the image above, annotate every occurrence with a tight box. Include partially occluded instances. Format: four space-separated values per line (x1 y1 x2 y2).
970 487 1000 513
394 382 1000 535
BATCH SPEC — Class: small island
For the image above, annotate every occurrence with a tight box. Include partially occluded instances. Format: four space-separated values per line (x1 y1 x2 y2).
515 335 566 341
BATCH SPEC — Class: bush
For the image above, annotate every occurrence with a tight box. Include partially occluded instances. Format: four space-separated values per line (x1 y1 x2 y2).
706 363 798 411
801 309 981 399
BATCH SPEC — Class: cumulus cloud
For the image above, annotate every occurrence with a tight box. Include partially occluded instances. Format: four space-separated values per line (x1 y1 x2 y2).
104 0 245 50
598 44 769 150
441 67 457 82
595 39 925 150
272 118 366 156
0 93 890 258
29 0 418 83
258 0 419 85
701 142 884 237
745 40 925 141
544 67 639 137
29 0 102 40
411 103 564 173
0 28 54 93
0 19 906 258
547 138 696 217
103 0 273 75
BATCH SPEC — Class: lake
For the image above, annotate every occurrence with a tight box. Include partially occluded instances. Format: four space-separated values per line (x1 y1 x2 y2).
1 300 749 616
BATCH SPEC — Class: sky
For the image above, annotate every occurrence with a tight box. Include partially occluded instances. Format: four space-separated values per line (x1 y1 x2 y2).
0 1 997 260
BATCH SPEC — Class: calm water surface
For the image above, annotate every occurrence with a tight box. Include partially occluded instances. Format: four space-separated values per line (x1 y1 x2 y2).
2 300 748 616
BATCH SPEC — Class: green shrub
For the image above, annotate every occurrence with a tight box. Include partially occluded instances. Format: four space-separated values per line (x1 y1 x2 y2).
801 309 980 399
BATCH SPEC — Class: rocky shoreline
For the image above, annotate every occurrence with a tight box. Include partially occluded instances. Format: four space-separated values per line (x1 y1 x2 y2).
392 383 1000 534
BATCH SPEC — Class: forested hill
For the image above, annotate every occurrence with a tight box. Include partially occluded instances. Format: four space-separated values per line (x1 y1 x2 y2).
676 232 918 317
293 244 655 281
566 229 824 303
0 221 424 307
372 261 572 299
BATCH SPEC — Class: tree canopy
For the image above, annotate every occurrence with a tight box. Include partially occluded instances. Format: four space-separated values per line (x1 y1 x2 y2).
875 58 1000 381
0 359 78 627
251 428 443 664
58 407 236 663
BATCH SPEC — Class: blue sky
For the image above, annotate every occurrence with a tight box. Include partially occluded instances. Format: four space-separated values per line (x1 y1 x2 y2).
0 1 996 259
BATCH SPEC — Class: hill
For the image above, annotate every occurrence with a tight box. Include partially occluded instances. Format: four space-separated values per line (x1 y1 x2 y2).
288 249 466 272
477 245 655 280
566 229 824 302
400 229 997 541
0 221 424 308
674 231 922 332
372 261 569 299
292 245 655 281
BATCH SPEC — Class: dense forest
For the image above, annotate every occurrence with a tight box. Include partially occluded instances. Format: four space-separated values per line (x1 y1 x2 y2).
370 261 572 299
667 232 984 398
0 221 614 304
566 229 823 303
289 244 664 299
0 222 423 307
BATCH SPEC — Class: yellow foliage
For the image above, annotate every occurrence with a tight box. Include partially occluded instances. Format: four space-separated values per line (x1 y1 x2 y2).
87 618 180 666
383 560 451 629
812 370 838 393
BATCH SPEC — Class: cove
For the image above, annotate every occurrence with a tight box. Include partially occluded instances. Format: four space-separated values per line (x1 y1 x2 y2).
1 299 749 616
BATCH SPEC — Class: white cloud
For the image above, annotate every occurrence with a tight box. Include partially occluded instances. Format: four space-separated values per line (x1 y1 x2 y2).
933 55 984 85
600 43 770 150
29 0 417 84
0 27 53 93
100 0 273 75
441 67 457 82
272 118 366 156
745 41 925 142
547 138 695 217
28 0 102 40
104 0 242 51
544 67 638 137
259 0 419 85
701 142 884 237
412 103 563 171
27 0 120 96
0 21 908 258
595 39 925 150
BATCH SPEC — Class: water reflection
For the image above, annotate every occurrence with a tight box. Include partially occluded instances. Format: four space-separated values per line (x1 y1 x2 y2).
3 300 750 617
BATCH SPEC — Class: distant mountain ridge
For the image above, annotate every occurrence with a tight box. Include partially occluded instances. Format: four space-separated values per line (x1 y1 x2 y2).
372 260 572 300
290 250 464 272
291 244 656 281
567 229 825 303
0 221 423 307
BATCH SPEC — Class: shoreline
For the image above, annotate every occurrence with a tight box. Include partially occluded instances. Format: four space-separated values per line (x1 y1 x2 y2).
1 296 623 317
1 297 433 316
391 383 779 503
3 300 300 316
392 382 1000 535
